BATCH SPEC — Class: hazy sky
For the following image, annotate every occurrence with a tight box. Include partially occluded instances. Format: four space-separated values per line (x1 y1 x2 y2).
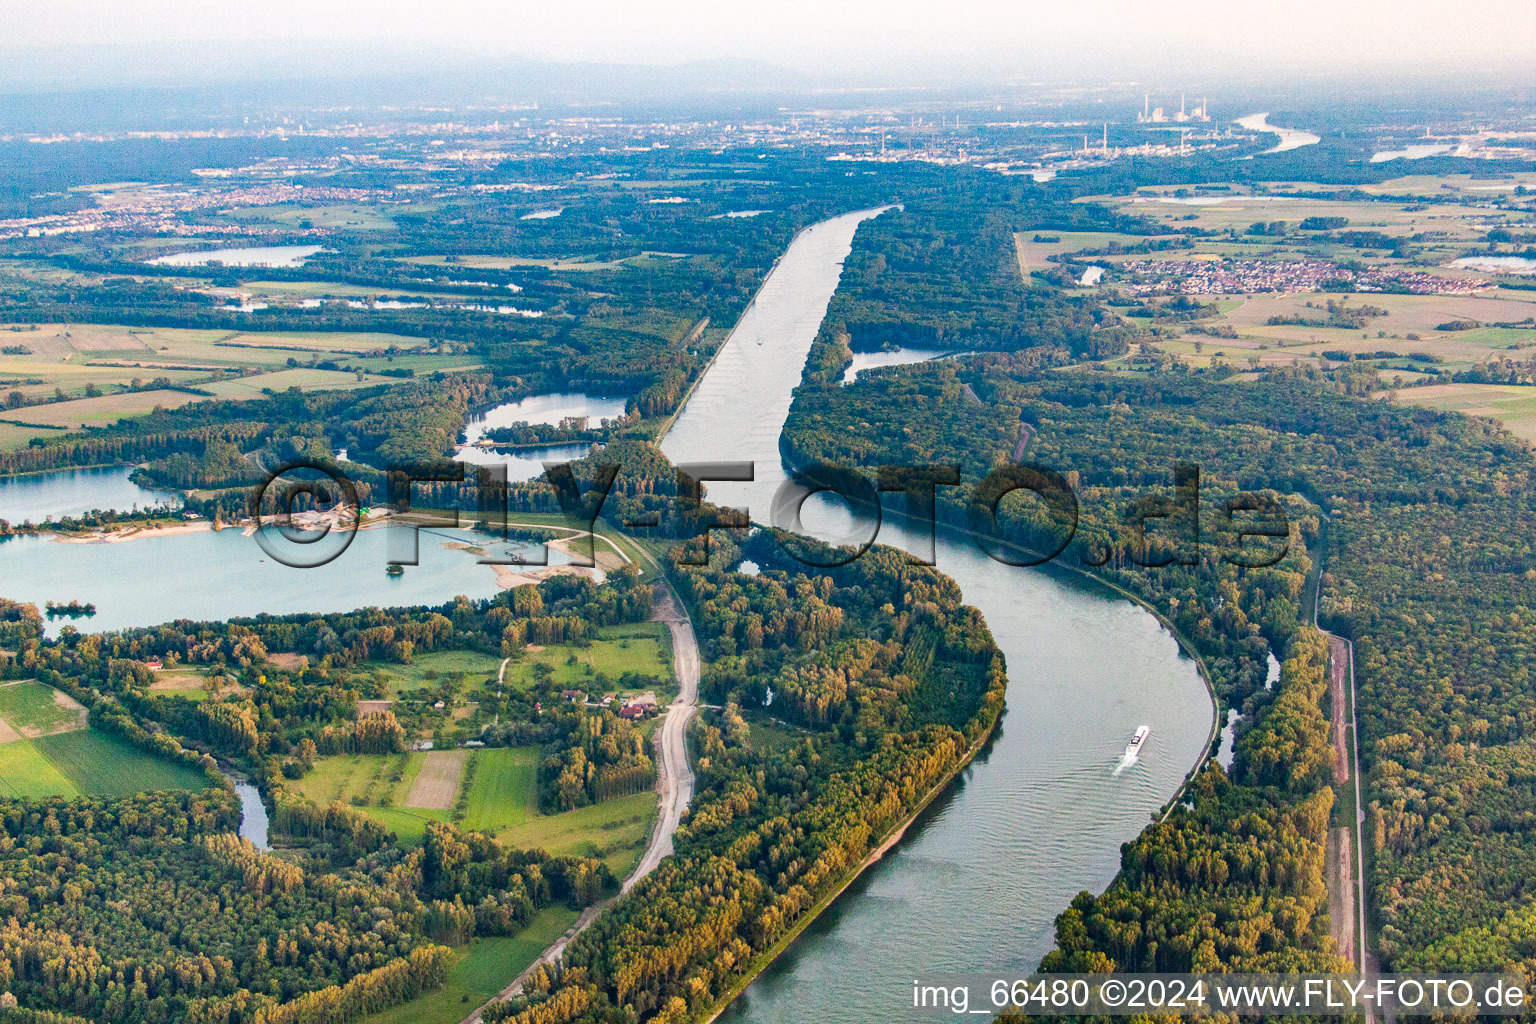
5 0 1536 74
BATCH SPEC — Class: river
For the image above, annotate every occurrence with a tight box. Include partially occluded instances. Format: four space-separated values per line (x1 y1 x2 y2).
661 208 1212 1022
1236 112 1321 154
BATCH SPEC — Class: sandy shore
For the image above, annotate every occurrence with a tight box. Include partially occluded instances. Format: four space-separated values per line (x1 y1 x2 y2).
50 520 217 544
491 563 607 589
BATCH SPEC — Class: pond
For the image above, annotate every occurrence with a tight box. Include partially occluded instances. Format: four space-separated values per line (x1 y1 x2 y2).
1450 255 1536 275
841 347 952 383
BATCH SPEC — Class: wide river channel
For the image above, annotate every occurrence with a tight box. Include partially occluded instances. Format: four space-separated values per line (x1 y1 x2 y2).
0 208 1212 1023
662 208 1213 1022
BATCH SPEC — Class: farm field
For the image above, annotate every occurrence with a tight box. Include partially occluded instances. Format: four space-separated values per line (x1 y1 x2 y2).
1392 383 1536 440
0 739 78 798
0 722 209 800
0 680 87 736
222 203 413 231
0 368 386 432
1099 187 1494 242
1 389 207 429
359 906 578 1024
366 648 506 695
502 623 674 695
459 746 540 832
0 322 439 390
293 746 541 845
146 667 228 701
495 791 656 876
1011 230 1149 281
34 729 210 797
293 750 425 808
405 749 468 809
1123 288 1536 376
0 422 51 451
1354 171 1536 197
0 323 455 442
195 367 391 397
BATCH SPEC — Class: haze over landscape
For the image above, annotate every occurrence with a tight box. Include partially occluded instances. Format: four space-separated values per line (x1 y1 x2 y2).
4 0 1536 93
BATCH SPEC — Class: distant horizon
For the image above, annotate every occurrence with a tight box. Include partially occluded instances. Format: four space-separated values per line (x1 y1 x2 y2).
1 36 1534 103
3 0 1536 95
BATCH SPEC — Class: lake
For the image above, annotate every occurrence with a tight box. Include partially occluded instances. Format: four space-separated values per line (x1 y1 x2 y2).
0 466 178 522
1372 143 1455 163
3 524 556 637
454 393 630 480
147 244 328 268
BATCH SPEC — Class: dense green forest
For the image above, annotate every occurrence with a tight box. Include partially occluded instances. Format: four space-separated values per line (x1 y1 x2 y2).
465 523 1007 1023
0 571 671 1022
800 195 1149 385
785 346 1536 980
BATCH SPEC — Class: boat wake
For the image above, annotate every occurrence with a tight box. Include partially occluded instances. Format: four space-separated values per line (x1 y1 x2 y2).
1113 726 1151 776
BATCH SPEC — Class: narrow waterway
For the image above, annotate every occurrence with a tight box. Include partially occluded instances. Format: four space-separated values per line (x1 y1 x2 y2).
661 207 1212 1023
234 780 271 849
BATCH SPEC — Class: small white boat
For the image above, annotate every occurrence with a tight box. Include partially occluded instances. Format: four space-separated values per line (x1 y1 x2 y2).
1125 725 1150 758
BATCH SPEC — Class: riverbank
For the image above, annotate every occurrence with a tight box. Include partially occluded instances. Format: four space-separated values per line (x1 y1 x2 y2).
767 467 1222 822
701 707 1003 1024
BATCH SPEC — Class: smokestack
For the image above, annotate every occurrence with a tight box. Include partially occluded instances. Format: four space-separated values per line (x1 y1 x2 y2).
1181 92 1186 116
1103 123 1109 155
1144 93 1149 119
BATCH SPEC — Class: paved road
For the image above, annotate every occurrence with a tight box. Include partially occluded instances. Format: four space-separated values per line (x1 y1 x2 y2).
461 573 699 1023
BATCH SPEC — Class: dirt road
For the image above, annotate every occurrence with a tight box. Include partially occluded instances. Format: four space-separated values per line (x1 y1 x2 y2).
627 586 699 887
1316 562 1376 1023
